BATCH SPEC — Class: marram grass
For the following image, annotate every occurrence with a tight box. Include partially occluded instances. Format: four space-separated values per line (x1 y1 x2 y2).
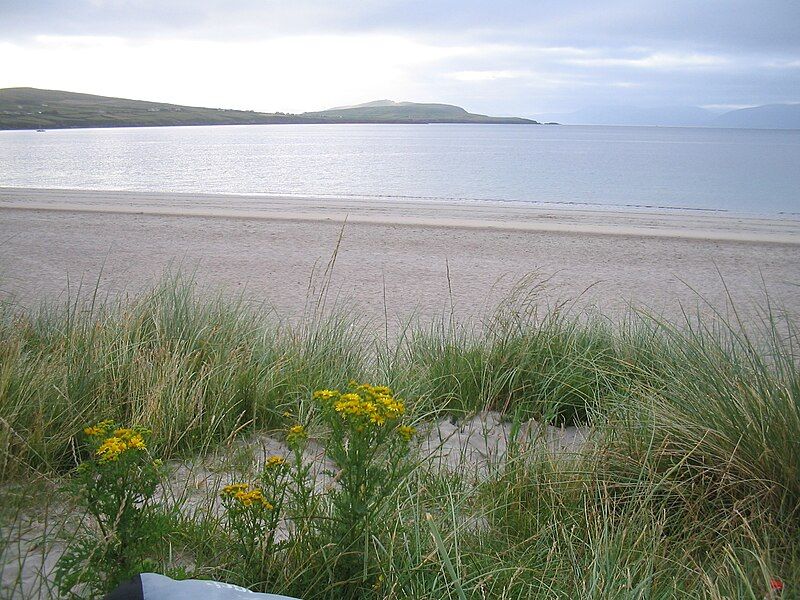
0 276 798 598
0 277 366 479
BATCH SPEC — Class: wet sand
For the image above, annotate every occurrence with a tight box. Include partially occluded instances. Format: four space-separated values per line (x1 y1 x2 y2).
1 187 799 323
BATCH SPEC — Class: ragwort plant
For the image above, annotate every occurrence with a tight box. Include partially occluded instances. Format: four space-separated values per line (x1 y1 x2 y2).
218 454 295 583
311 382 416 594
215 385 416 598
54 420 165 598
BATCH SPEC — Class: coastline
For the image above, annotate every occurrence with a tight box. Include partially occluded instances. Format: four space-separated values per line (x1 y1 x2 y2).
3 187 800 244
1 186 799 323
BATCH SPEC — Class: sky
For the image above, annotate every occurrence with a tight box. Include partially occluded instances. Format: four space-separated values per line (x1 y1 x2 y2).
1 0 799 117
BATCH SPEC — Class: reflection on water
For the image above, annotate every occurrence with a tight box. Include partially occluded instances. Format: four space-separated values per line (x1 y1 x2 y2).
1 123 799 215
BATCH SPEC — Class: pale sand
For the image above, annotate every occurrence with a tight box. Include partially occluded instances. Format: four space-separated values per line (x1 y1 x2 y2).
1 187 799 323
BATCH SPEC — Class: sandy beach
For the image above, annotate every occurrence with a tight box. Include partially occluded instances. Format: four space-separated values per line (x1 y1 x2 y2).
1 187 799 323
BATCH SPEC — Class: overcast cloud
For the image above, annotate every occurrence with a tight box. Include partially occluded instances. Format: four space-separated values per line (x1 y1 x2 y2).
1 0 798 115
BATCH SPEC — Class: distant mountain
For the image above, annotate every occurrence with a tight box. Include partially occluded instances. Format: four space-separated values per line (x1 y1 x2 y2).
711 103 800 129
302 100 537 124
534 103 800 129
0 88 538 130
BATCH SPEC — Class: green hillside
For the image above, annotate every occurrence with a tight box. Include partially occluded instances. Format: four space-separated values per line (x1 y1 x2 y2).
302 100 538 123
0 88 538 129
0 88 318 130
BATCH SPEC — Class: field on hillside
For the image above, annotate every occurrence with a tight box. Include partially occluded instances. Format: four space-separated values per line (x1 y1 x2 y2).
0 87 311 130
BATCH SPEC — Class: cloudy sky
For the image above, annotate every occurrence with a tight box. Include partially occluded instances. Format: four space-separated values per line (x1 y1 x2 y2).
1 0 799 116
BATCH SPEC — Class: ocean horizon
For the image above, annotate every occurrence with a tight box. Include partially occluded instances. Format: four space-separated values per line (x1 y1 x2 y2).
2 123 799 217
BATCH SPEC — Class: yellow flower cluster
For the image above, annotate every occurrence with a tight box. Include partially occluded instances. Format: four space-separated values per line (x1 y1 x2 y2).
221 483 273 509
314 382 405 427
87 422 147 462
334 393 390 426
374 394 404 420
114 428 146 448
286 424 307 447
312 389 339 401
354 383 393 397
397 425 417 442
95 436 128 462
84 419 114 437
266 455 287 469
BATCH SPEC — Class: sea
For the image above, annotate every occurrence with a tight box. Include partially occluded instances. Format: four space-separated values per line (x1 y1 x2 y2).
1 123 798 216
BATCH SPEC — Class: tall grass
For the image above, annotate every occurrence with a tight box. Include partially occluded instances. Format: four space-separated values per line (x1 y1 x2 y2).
1 275 798 597
0 276 366 480
608 307 800 525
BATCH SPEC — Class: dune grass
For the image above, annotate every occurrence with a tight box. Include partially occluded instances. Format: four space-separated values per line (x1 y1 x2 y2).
0 276 798 598
0 277 366 479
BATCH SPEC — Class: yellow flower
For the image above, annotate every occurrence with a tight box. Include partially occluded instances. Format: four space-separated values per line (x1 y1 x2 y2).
398 425 416 442
350 381 393 399
234 489 256 506
286 424 307 447
376 394 404 418
266 455 286 469
223 484 273 509
127 434 146 450
287 424 306 438
96 436 127 462
93 426 148 462
355 382 375 395
328 385 406 427
334 393 375 422
334 392 362 409
84 419 114 437
221 483 249 496
313 389 340 401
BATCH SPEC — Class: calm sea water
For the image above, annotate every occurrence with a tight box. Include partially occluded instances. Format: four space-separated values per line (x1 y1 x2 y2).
1 124 798 215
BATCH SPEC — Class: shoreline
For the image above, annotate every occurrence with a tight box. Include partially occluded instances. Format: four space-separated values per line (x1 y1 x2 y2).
3 187 800 245
1 186 799 324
